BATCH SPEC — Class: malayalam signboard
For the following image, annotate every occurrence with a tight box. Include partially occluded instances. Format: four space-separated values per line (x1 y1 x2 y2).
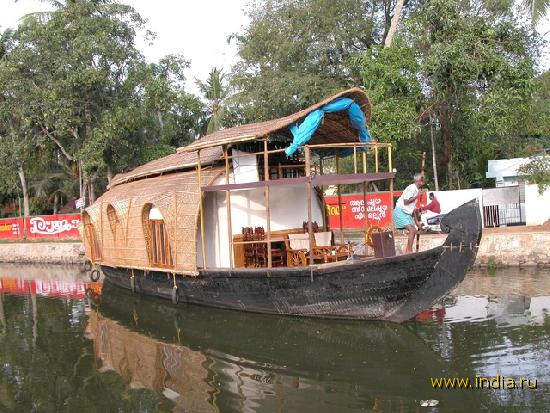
0 218 23 240
325 190 429 229
325 192 401 229
0 214 81 240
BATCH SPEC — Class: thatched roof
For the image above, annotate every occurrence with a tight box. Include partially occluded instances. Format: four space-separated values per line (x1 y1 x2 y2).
109 87 371 189
177 87 371 152
109 146 222 188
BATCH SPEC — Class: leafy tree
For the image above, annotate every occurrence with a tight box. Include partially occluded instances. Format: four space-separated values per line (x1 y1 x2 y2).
518 155 550 194
357 0 540 189
229 0 417 122
0 0 203 211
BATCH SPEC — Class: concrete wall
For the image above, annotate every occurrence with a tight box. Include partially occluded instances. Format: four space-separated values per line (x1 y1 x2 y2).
524 184 550 226
0 242 84 264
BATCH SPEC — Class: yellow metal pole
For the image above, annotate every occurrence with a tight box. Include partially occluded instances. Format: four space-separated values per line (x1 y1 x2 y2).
224 145 234 268
305 146 314 266
336 153 344 244
389 145 395 232
375 145 379 173
197 150 207 269
263 139 272 269
353 145 358 174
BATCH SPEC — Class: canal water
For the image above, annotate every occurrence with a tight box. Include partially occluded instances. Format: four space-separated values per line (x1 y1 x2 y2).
0 264 549 412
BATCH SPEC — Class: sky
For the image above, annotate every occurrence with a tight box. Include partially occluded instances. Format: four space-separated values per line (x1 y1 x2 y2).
0 0 549 96
0 0 250 94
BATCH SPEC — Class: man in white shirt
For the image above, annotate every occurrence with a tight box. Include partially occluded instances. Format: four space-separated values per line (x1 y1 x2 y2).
393 173 425 253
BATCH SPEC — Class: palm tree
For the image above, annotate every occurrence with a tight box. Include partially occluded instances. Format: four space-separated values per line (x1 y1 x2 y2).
196 67 228 135
522 0 550 26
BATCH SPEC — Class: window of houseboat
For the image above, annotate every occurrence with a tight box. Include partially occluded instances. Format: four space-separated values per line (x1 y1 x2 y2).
146 207 174 268
83 212 102 261
106 204 119 242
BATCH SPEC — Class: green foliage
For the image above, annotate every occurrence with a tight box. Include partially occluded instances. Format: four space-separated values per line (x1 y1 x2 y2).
518 155 550 194
356 0 541 189
229 0 403 121
521 0 550 25
0 0 204 212
229 0 543 190
196 67 230 134
354 43 422 143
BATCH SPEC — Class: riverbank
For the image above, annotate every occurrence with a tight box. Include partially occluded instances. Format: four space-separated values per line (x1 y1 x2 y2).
0 241 84 265
393 226 550 267
0 226 548 267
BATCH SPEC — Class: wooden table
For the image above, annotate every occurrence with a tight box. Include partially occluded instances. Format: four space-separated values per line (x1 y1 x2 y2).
232 228 304 268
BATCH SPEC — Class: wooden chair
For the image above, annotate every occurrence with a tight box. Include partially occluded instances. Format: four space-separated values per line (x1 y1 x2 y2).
302 221 320 233
284 233 309 267
242 227 255 268
312 231 352 263
254 227 284 267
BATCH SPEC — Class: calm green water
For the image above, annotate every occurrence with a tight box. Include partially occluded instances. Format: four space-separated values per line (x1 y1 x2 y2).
1 264 550 412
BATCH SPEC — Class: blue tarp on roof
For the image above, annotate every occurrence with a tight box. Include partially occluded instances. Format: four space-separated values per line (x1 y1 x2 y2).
285 97 371 156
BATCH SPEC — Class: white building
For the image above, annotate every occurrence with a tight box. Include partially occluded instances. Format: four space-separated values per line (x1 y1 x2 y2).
486 157 531 187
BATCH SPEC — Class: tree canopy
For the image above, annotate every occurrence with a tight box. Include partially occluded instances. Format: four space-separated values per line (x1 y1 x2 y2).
0 0 203 216
0 0 548 217
229 0 548 189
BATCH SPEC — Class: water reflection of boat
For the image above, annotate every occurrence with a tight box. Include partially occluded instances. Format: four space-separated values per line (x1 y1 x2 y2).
90 283 476 412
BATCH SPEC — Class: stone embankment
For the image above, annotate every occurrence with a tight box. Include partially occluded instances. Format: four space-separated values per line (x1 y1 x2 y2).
393 226 550 267
0 241 84 265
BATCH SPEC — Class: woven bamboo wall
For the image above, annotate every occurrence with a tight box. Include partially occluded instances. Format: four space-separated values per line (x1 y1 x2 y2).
84 166 223 273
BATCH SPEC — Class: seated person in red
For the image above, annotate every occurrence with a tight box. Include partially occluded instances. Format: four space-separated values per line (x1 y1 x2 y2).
420 192 441 228
422 193 441 214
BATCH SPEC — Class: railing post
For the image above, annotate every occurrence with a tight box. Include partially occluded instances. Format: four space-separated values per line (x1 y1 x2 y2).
305 145 314 266
336 153 344 244
197 150 207 269
353 144 358 174
224 145 234 268
388 145 395 232
263 139 272 269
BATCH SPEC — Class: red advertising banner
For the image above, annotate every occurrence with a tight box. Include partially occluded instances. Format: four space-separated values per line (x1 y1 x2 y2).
26 214 81 240
325 190 429 230
0 214 81 241
0 217 24 240
325 192 401 229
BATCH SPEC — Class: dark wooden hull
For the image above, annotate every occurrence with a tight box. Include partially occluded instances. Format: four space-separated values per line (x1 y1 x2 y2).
101 199 482 322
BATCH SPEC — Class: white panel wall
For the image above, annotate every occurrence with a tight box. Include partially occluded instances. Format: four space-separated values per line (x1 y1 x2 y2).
524 184 550 226
198 180 324 268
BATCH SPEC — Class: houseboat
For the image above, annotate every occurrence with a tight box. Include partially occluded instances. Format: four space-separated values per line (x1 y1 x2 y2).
82 88 482 322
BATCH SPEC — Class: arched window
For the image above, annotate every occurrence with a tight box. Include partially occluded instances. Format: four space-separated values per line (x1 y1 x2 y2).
83 211 102 261
142 204 174 268
106 204 120 242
